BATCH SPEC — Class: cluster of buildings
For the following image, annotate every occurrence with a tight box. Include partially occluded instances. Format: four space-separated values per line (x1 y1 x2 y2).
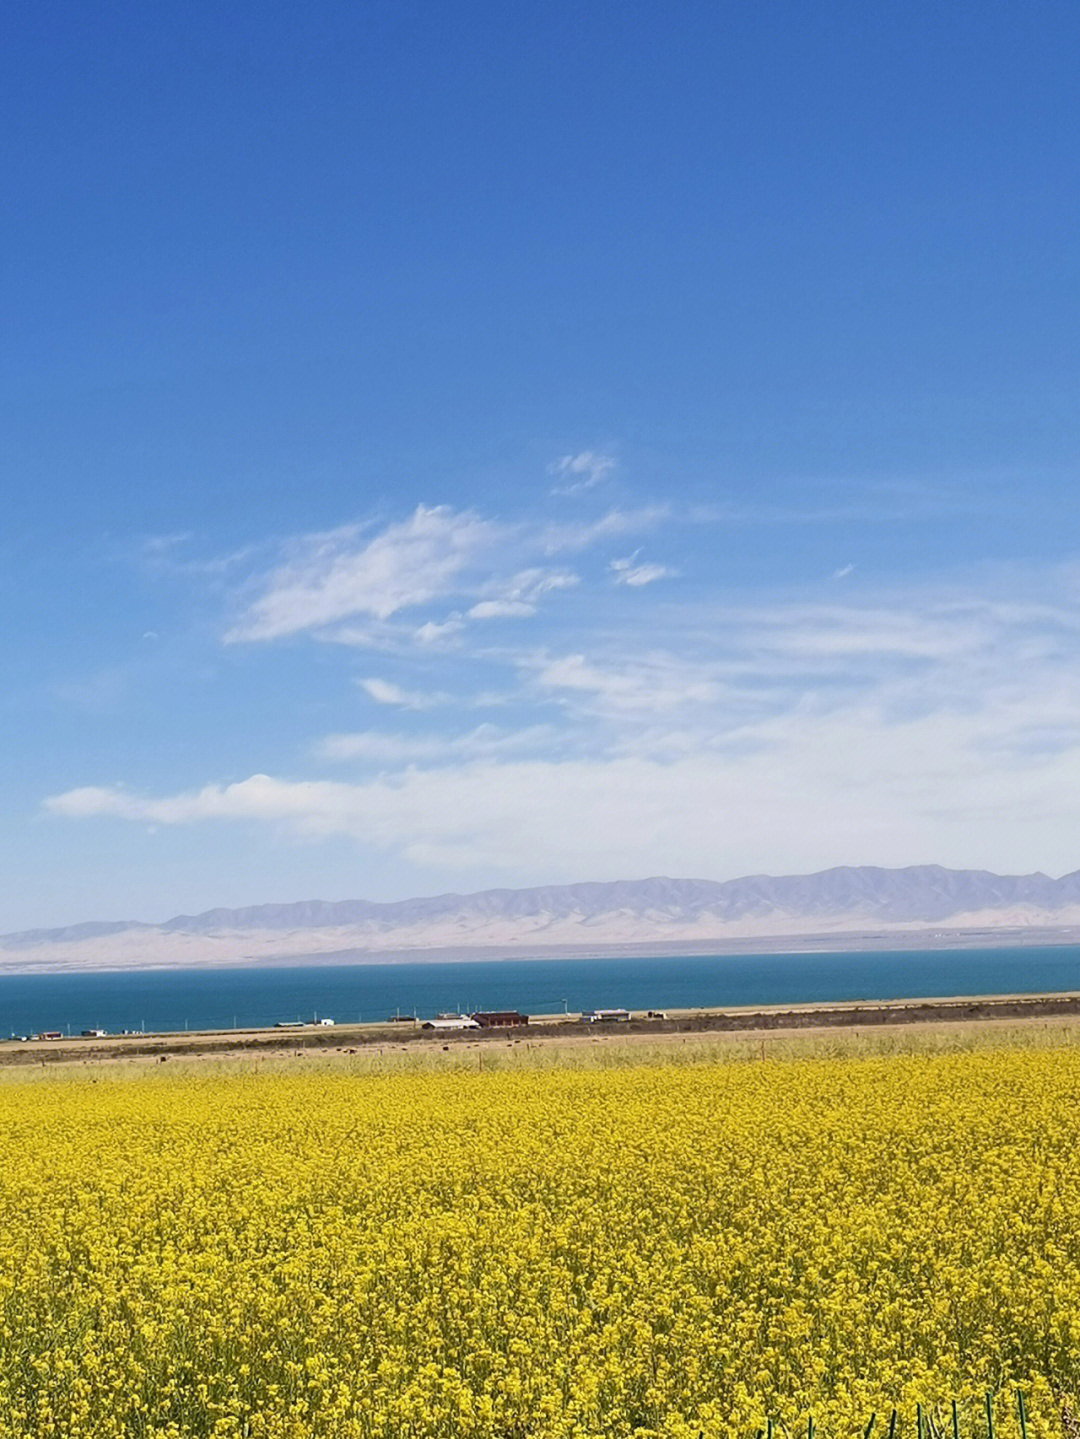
420 1011 528 1031
419 1007 665 1031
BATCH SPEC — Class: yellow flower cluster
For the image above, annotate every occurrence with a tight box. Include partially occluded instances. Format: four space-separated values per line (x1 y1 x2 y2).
0 1043 1077 1438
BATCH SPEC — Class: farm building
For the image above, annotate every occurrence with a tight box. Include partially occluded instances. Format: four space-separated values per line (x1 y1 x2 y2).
471 1011 529 1028
421 1016 480 1031
580 1008 631 1024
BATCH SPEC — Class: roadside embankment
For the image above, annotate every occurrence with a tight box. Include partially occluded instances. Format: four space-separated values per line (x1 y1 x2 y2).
4 990 1080 1067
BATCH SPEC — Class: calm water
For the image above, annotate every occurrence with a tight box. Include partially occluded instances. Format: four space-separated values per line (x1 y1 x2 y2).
1 946 1078 1037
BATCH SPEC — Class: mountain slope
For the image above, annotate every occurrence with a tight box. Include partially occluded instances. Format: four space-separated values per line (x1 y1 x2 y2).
4 865 1080 971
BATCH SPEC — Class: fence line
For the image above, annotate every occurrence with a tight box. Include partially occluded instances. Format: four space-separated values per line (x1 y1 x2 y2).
744 1390 1065 1439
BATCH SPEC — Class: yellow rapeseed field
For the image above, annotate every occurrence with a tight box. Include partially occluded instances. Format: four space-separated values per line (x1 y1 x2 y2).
0 1041 1078 1438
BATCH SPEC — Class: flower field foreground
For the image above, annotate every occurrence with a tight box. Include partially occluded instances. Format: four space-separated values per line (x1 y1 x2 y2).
0 1043 1078 1439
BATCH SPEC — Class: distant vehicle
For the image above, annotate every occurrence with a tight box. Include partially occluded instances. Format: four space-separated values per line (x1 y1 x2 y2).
388 1015 417 1023
274 1021 304 1029
36 1031 63 1041
80 1028 107 1038
646 1010 667 1020
317 1018 335 1027
580 1009 631 1024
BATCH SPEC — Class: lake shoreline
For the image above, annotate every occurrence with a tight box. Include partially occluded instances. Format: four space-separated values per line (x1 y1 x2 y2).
6 988 1080 1068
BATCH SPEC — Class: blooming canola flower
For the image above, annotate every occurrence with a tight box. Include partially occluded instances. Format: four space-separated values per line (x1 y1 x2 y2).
0 1044 1077 1437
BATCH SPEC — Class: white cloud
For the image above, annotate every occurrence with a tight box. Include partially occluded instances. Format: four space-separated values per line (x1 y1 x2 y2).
718 601 1001 669
510 568 580 599
45 561 1080 886
467 568 579 618
532 652 720 714
833 564 855 579
687 474 974 528
540 507 669 555
141 532 194 555
359 678 443 709
468 600 537 619
415 616 465 644
318 732 449 763
225 506 498 642
223 504 598 648
43 707 1080 880
316 724 555 764
548 450 616 494
610 555 674 587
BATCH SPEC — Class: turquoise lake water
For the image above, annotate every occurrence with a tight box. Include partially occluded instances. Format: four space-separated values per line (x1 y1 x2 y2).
1 945 1078 1037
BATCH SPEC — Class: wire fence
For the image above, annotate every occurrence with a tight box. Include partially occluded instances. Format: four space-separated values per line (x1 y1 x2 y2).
737 1390 1080 1439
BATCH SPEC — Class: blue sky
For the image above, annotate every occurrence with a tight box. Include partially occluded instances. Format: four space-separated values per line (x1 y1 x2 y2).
3 0 1079 930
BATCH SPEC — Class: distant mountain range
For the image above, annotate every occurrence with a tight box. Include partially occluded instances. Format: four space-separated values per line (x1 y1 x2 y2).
4 865 1080 972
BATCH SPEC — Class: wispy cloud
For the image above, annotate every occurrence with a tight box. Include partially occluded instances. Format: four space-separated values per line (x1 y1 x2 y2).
141 532 193 556
539 506 670 554
687 472 979 528
610 553 674 587
359 678 444 709
316 723 556 764
722 601 1000 668
45 544 1080 885
415 616 466 644
510 568 580 599
548 450 616 494
531 652 720 715
467 567 579 619
468 599 537 619
225 506 499 642
225 506 601 647
43 689 1080 879
138 531 256 582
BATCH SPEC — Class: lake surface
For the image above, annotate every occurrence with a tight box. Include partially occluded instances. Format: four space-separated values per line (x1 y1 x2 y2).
1 945 1078 1037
